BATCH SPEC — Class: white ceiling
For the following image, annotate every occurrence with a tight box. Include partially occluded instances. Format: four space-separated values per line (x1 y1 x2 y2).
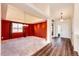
8 3 48 19
28 3 74 20
49 3 74 20
31 3 49 14
7 3 74 20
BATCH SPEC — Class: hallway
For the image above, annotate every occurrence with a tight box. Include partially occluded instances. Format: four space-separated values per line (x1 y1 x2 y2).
32 38 78 56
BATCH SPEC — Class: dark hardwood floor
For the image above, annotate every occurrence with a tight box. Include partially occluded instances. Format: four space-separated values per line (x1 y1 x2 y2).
32 38 78 56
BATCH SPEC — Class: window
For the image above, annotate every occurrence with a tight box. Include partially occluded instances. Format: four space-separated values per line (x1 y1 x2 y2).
57 24 61 34
12 23 23 33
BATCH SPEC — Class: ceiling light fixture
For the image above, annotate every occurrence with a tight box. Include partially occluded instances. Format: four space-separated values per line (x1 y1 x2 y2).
60 12 64 22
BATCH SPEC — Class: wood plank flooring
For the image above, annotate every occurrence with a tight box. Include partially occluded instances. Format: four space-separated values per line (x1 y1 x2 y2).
32 38 78 56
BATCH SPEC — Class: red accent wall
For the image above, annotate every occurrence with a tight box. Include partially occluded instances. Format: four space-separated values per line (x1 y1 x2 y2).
12 32 24 38
23 22 47 39
33 22 47 39
23 24 35 36
1 20 47 40
1 20 11 40
23 25 29 36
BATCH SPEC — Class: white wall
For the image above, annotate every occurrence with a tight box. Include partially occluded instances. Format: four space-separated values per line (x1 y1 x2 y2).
72 3 79 54
54 19 72 38
47 18 53 43
0 4 1 43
